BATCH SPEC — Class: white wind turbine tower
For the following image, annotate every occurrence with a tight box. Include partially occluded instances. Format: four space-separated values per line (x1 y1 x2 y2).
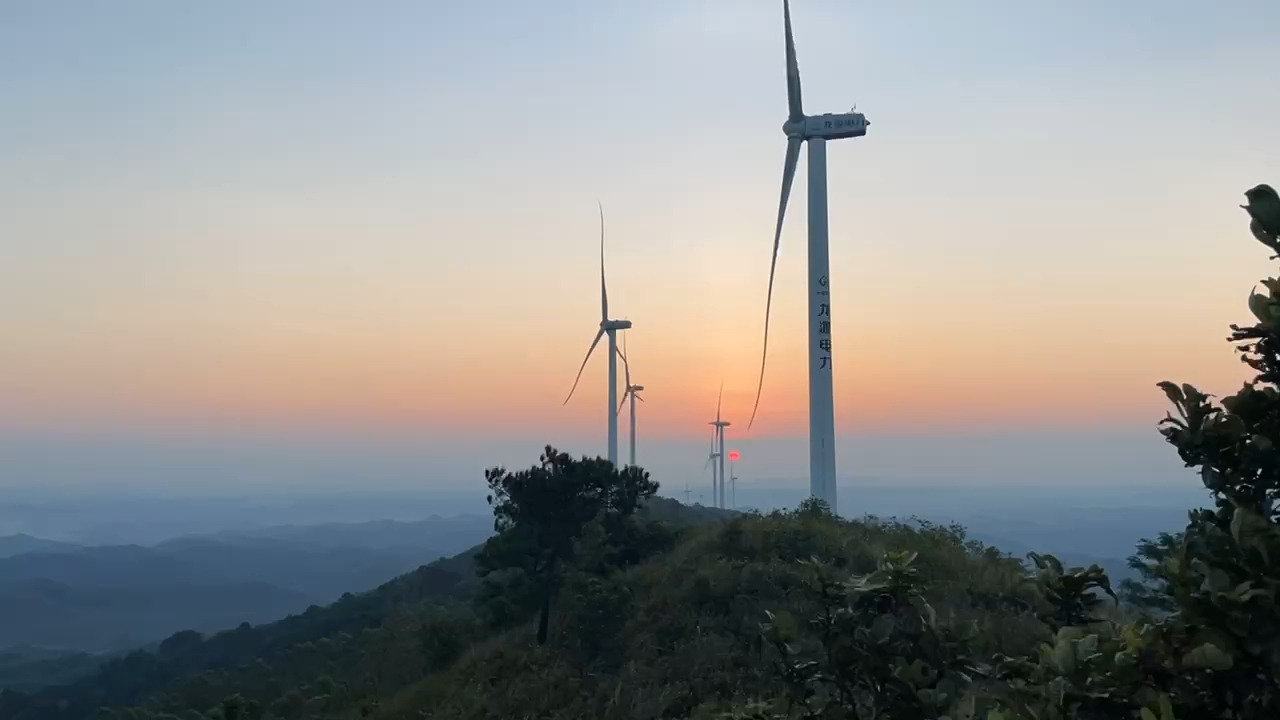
729 460 738 510
702 427 719 507
563 202 632 466
748 0 870 512
709 383 731 509
615 330 645 468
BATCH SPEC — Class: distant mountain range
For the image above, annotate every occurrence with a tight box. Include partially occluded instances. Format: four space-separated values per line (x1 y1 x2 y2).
0 495 1172 656
0 516 496 653
0 535 81 559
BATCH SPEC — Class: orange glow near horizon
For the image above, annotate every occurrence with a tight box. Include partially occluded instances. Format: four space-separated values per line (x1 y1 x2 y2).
2 260 1258 440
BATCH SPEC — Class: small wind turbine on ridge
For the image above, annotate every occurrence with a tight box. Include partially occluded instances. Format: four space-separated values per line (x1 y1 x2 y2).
748 0 870 512
563 202 632 466
702 418 719 508
708 383 731 509
615 329 645 468
728 449 740 510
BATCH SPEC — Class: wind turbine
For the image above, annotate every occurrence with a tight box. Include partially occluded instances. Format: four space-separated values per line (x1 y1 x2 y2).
615 330 645 468
563 202 632 466
728 450 740 510
702 425 720 508
748 0 870 512
709 383 731 510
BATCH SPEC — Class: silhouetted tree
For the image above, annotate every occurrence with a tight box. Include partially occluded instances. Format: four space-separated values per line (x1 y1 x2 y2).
1139 191 1280 716
476 445 658 644
1119 531 1182 613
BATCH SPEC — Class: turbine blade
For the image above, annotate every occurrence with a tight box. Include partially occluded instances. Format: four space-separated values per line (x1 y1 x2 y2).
617 336 631 388
563 328 606 405
622 330 631 387
635 394 644 402
598 200 608 322
783 0 804 121
749 135 802 430
617 391 627 417
716 380 723 423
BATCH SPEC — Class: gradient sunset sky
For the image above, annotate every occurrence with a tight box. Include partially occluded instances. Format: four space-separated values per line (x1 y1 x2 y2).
4 1 1280 492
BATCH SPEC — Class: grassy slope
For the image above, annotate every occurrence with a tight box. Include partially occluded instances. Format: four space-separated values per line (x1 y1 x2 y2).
373 511 1039 720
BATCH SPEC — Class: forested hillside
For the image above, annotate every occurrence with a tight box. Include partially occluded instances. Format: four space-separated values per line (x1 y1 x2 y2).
0 564 465 720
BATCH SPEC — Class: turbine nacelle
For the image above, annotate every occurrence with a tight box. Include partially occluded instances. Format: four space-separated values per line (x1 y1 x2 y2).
603 319 632 331
783 112 870 140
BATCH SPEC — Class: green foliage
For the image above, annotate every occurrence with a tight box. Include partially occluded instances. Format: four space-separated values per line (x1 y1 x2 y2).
988 557 1175 720
1120 532 1182 614
475 445 659 644
755 550 986 719
1024 552 1117 631
378 507 1036 719
1137 198 1280 718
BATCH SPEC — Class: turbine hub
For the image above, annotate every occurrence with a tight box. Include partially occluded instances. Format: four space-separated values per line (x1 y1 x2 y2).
782 117 806 138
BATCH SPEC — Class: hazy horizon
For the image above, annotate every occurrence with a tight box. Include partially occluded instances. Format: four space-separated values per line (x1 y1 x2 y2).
3 424 1199 494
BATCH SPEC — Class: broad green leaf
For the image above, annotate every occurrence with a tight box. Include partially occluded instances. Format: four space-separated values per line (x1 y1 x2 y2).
1053 638 1076 675
1183 642 1234 671
1157 381 1184 406
950 693 977 720
1075 633 1099 661
1248 288 1272 323
870 613 896 643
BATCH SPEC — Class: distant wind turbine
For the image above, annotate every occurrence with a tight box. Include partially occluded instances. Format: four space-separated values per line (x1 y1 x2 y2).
729 458 738 510
615 330 645 468
703 427 719 507
709 383 731 509
563 202 632 466
748 0 870 511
